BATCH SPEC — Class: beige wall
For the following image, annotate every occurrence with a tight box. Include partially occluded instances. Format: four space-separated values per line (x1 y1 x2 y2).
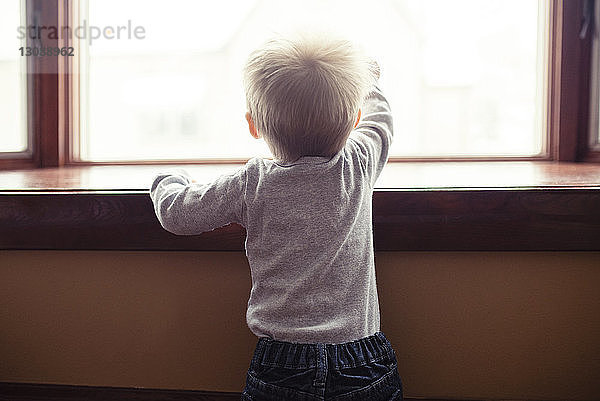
0 251 599 400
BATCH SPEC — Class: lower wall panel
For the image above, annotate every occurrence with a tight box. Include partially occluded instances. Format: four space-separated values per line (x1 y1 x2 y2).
0 251 599 400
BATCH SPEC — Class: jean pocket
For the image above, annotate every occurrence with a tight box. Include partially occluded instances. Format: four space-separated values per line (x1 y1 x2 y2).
329 358 394 396
249 364 319 399
330 367 403 401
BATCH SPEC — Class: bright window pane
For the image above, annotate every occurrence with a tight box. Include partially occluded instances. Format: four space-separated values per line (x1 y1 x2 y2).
0 1 27 154
81 0 547 161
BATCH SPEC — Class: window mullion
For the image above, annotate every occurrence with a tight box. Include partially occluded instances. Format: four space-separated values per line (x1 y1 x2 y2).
27 0 65 168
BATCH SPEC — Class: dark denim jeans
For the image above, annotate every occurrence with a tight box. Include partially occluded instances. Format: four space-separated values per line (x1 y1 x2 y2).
241 332 403 401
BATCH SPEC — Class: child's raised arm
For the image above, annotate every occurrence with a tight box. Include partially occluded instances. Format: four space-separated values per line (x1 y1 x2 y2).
348 85 393 187
150 168 246 235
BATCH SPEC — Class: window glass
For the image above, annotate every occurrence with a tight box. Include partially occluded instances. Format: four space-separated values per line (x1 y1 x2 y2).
81 0 547 161
0 1 27 154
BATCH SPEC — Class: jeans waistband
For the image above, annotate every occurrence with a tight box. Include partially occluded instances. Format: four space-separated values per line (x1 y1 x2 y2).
251 331 394 371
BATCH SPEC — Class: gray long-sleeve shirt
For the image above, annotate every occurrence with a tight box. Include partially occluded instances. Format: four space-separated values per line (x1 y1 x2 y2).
150 86 393 344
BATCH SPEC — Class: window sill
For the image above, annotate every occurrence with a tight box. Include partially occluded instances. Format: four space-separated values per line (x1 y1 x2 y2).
1 161 599 251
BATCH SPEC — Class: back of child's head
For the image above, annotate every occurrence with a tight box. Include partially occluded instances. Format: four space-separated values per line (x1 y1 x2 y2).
243 33 378 162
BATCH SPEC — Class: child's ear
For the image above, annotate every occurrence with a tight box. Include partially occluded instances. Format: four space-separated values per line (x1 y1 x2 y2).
246 112 260 139
354 109 362 128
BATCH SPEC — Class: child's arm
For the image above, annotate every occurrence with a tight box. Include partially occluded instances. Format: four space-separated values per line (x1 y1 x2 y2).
149 168 246 235
348 85 393 186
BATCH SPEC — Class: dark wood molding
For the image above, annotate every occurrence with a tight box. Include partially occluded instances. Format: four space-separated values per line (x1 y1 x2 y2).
1 162 599 251
580 0 600 162
0 382 520 401
552 0 584 161
583 150 600 162
0 382 242 401
547 0 600 163
0 158 37 171
575 0 594 161
1 188 599 252
27 0 63 168
372 188 600 251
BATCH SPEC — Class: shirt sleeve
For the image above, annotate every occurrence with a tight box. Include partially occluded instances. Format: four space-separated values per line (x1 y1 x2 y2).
149 167 246 235
347 85 393 187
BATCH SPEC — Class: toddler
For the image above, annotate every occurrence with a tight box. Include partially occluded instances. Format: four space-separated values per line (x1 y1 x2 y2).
150 33 402 400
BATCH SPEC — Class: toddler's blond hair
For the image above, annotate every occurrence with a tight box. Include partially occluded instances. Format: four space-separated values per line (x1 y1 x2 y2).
243 33 377 162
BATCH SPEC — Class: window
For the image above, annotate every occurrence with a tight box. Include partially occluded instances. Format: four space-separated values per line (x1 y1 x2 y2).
0 0 597 169
78 0 548 162
0 1 27 156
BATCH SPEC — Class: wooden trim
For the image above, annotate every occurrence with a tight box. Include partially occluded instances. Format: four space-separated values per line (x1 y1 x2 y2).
372 189 600 251
582 0 600 162
0 158 37 170
1 188 599 252
58 0 71 166
0 382 534 401
551 0 578 161
550 0 598 162
3 161 599 190
0 382 242 401
575 0 594 161
548 0 562 160
28 0 63 168
582 151 600 162
0 0 70 170
33 68 61 167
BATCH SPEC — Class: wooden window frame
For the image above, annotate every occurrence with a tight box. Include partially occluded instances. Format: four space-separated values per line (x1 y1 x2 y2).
584 0 600 161
1 161 599 251
1 0 598 169
0 0 69 170
550 0 600 162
